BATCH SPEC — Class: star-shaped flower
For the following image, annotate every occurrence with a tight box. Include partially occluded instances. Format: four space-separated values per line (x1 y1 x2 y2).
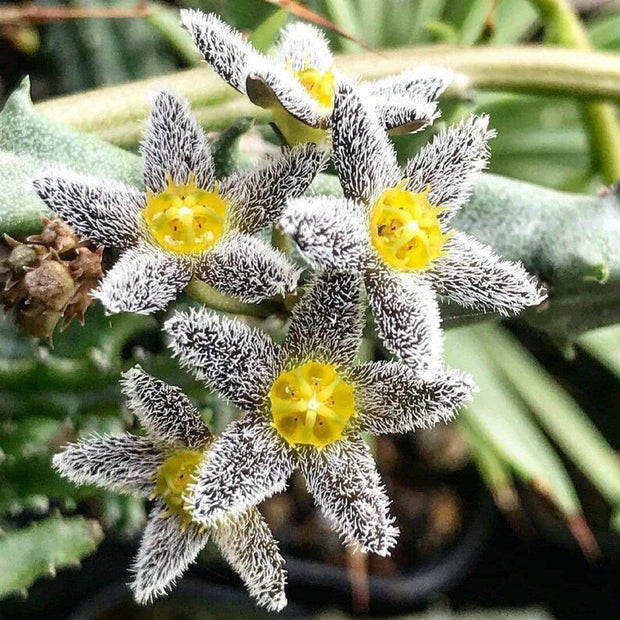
52 366 287 611
280 84 546 378
181 10 451 145
32 91 325 315
164 271 474 555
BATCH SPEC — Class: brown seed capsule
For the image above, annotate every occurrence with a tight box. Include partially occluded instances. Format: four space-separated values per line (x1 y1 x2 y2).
1 217 104 339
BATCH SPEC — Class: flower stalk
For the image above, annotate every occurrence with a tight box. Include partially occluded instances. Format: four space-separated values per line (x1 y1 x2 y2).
184 278 284 318
35 45 620 148
527 0 620 183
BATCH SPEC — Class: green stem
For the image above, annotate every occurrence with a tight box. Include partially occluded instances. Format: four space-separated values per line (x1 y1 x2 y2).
146 3 203 66
35 46 620 147
271 226 291 257
184 278 283 318
527 0 620 183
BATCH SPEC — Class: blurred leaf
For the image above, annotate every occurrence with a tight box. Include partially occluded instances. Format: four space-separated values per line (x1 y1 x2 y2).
578 324 620 378
0 77 141 237
0 417 63 458
588 11 620 50
424 21 459 43
447 327 601 555
480 325 620 526
250 8 288 52
445 326 583 522
459 415 518 512
0 515 103 598
489 0 539 45
146 2 203 65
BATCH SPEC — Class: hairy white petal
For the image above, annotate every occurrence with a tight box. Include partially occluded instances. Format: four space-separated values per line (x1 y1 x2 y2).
404 115 495 219
246 65 325 128
281 196 371 271
31 172 144 249
274 22 333 72
141 91 214 193
373 96 440 134
190 415 294 526
214 508 287 612
365 267 443 379
94 244 192 315
362 66 452 102
332 82 401 205
196 234 299 303
285 271 364 368
165 308 285 411
52 434 163 496
297 437 398 555
430 231 546 314
352 362 475 434
121 365 212 449
221 143 327 234
180 9 260 93
131 500 207 604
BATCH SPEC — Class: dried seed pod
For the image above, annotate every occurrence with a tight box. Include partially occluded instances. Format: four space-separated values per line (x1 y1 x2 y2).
1 218 103 339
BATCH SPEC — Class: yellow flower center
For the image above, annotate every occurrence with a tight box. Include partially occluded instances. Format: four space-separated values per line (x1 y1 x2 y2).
269 361 356 449
143 174 227 254
294 66 336 110
153 449 203 525
370 182 450 271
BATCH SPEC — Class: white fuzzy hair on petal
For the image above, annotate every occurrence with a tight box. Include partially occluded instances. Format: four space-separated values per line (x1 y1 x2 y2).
273 21 333 72
404 114 496 220
164 307 285 412
365 268 443 380
245 65 327 128
141 91 215 193
52 434 164 496
130 500 208 604
180 9 261 94
195 233 300 303
190 415 295 526
297 436 399 556
121 365 212 449
284 271 364 369
363 65 452 102
331 82 401 205
94 244 192 315
222 143 328 234
31 170 145 249
214 508 288 611
352 362 476 434
430 231 547 314
281 196 371 272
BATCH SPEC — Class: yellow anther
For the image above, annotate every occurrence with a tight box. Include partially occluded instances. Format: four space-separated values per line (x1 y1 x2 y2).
370 181 450 271
153 449 203 526
269 361 356 449
143 174 228 254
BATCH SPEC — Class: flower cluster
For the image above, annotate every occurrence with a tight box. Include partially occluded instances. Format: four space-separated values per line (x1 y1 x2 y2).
37 9 545 611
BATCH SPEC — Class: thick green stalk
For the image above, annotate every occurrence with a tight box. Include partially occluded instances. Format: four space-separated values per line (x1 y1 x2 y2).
527 0 620 183
34 45 620 148
184 278 283 318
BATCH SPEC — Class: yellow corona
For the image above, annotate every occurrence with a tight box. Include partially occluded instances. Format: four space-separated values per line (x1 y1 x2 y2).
370 181 450 271
269 361 356 448
294 66 336 110
152 449 203 525
143 174 228 254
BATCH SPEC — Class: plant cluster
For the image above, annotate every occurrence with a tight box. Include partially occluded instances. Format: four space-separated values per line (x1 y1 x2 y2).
14 7 610 612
